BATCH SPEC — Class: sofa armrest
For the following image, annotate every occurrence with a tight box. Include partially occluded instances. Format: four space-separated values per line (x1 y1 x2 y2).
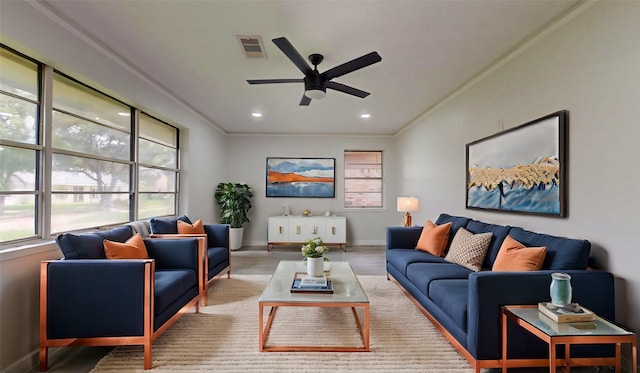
386 226 422 250
144 238 202 271
41 259 153 339
466 270 615 360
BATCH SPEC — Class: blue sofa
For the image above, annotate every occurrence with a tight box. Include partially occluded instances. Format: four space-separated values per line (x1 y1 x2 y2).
40 225 204 370
148 215 231 305
386 213 616 372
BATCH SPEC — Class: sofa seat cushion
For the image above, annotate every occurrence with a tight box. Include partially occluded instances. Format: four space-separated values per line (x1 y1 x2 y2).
466 220 511 269
387 249 447 276
57 226 133 259
207 246 229 270
154 269 197 315
406 262 472 297
429 279 469 332
509 227 590 270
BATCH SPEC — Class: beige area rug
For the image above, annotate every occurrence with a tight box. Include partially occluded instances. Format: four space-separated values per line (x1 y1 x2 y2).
90 275 473 372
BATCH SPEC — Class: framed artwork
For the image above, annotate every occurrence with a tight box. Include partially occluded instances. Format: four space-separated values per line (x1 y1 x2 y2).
465 110 567 216
266 157 335 198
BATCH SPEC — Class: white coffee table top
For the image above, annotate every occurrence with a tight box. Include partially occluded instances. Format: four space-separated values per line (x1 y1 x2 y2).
259 260 368 304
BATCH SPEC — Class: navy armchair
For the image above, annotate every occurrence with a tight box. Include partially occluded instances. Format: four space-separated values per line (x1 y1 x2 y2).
40 227 203 370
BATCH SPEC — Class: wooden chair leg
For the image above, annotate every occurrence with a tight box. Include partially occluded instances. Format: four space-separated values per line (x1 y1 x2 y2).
144 342 152 370
39 346 48 371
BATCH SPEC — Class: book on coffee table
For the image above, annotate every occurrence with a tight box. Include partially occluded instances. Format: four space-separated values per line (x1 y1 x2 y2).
538 302 595 323
291 272 333 293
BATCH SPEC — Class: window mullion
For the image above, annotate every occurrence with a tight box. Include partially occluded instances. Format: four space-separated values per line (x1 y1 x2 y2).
40 65 54 240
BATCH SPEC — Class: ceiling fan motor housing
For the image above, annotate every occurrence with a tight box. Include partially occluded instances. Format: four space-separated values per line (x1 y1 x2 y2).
304 73 326 98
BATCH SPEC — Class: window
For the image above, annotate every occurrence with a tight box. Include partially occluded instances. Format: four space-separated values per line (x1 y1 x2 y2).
0 46 181 244
0 48 40 242
137 113 178 219
344 151 382 208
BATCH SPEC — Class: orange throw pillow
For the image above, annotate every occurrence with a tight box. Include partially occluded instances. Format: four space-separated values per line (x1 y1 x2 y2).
103 234 149 259
177 219 205 234
415 220 452 256
492 235 546 271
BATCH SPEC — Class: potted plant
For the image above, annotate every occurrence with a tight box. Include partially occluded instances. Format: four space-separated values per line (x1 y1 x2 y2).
214 182 254 250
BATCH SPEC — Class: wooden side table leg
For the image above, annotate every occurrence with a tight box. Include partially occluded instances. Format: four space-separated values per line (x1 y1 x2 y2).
632 341 638 373
565 344 571 373
549 341 557 373
615 342 621 373
501 309 508 372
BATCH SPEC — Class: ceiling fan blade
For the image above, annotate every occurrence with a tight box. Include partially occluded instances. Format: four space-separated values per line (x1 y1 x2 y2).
326 81 370 98
272 37 313 76
299 94 311 106
322 52 381 80
247 78 303 84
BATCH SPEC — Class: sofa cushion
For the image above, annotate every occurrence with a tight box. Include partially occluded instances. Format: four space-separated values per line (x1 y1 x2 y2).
492 235 546 271
103 234 149 259
387 249 448 276
428 279 469 332
406 262 472 297
150 215 192 234
465 220 511 269
154 269 197 316
435 213 471 248
56 226 133 259
177 219 205 234
509 227 590 270
207 246 229 270
415 220 452 256
444 228 492 272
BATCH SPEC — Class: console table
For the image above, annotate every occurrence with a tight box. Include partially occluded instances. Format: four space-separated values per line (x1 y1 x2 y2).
267 215 346 251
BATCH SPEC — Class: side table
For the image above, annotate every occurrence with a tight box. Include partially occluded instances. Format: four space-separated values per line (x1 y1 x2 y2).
501 305 637 372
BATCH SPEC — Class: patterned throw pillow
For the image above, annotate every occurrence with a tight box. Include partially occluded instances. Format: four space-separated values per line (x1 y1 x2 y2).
415 220 452 256
492 235 547 271
444 227 492 271
103 234 149 259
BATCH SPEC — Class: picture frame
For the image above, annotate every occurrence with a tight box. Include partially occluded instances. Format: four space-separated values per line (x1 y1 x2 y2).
465 110 567 216
266 157 335 198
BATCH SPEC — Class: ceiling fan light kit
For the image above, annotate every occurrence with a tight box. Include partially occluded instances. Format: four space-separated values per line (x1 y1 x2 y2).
247 37 381 106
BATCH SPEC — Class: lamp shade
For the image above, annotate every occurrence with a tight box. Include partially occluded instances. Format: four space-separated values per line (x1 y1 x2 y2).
397 197 419 212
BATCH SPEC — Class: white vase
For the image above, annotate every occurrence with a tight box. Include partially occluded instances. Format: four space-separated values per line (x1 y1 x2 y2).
306 257 324 277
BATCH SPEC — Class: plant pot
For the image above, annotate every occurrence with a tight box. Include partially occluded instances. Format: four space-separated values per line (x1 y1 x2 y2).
306 257 324 277
229 227 243 251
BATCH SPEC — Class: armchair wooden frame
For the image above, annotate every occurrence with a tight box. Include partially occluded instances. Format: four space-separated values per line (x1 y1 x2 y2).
40 245 203 371
150 232 231 306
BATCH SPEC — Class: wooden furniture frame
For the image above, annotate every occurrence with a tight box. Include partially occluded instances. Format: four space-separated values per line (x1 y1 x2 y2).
258 261 369 352
501 305 637 372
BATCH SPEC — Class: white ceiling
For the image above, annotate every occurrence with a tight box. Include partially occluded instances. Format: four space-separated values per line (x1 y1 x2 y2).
37 0 579 136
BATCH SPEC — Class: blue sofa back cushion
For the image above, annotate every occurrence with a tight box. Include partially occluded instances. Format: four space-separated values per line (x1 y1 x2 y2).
435 214 471 248
465 220 511 270
509 227 591 270
150 215 192 234
56 226 133 259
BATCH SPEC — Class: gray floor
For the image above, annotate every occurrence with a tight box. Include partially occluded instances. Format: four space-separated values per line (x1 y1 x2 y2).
31 245 386 373
31 246 613 373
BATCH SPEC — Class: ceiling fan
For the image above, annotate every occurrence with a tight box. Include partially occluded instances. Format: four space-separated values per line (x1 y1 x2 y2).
247 37 382 106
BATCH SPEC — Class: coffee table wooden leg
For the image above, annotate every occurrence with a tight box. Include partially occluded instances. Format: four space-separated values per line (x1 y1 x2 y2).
565 344 571 372
501 309 508 372
550 341 556 373
615 342 621 372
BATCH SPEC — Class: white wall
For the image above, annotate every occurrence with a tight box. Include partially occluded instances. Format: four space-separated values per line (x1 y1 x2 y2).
225 135 399 246
396 0 640 338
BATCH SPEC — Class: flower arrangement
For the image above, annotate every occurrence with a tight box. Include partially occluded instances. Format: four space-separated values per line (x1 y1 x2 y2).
301 237 329 260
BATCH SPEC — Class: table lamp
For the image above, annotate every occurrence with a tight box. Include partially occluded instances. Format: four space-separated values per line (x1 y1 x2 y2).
397 197 419 227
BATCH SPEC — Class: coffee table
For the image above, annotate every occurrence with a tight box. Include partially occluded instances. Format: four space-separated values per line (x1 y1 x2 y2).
258 260 370 352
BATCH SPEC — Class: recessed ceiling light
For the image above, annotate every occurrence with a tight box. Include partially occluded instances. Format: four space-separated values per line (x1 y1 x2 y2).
252 112 262 118
118 112 131 117
360 113 371 119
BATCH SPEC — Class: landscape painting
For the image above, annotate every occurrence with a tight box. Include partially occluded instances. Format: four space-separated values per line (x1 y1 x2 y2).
466 111 567 216
266 158 335 198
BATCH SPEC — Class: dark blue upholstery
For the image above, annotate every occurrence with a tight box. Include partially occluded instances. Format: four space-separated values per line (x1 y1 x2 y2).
465 220 511 269
428 279 468 332
509 227 591 270
434 213 471 247
154 269 197 316
386 216 616 366
149 215 192 234
203 224 230 280
56 226 133 259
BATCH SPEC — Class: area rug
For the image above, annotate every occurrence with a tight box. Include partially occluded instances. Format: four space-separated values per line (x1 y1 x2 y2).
90 275 473 372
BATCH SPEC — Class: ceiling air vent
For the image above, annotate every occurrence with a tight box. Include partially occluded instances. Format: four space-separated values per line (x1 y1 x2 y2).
237 35 267 58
